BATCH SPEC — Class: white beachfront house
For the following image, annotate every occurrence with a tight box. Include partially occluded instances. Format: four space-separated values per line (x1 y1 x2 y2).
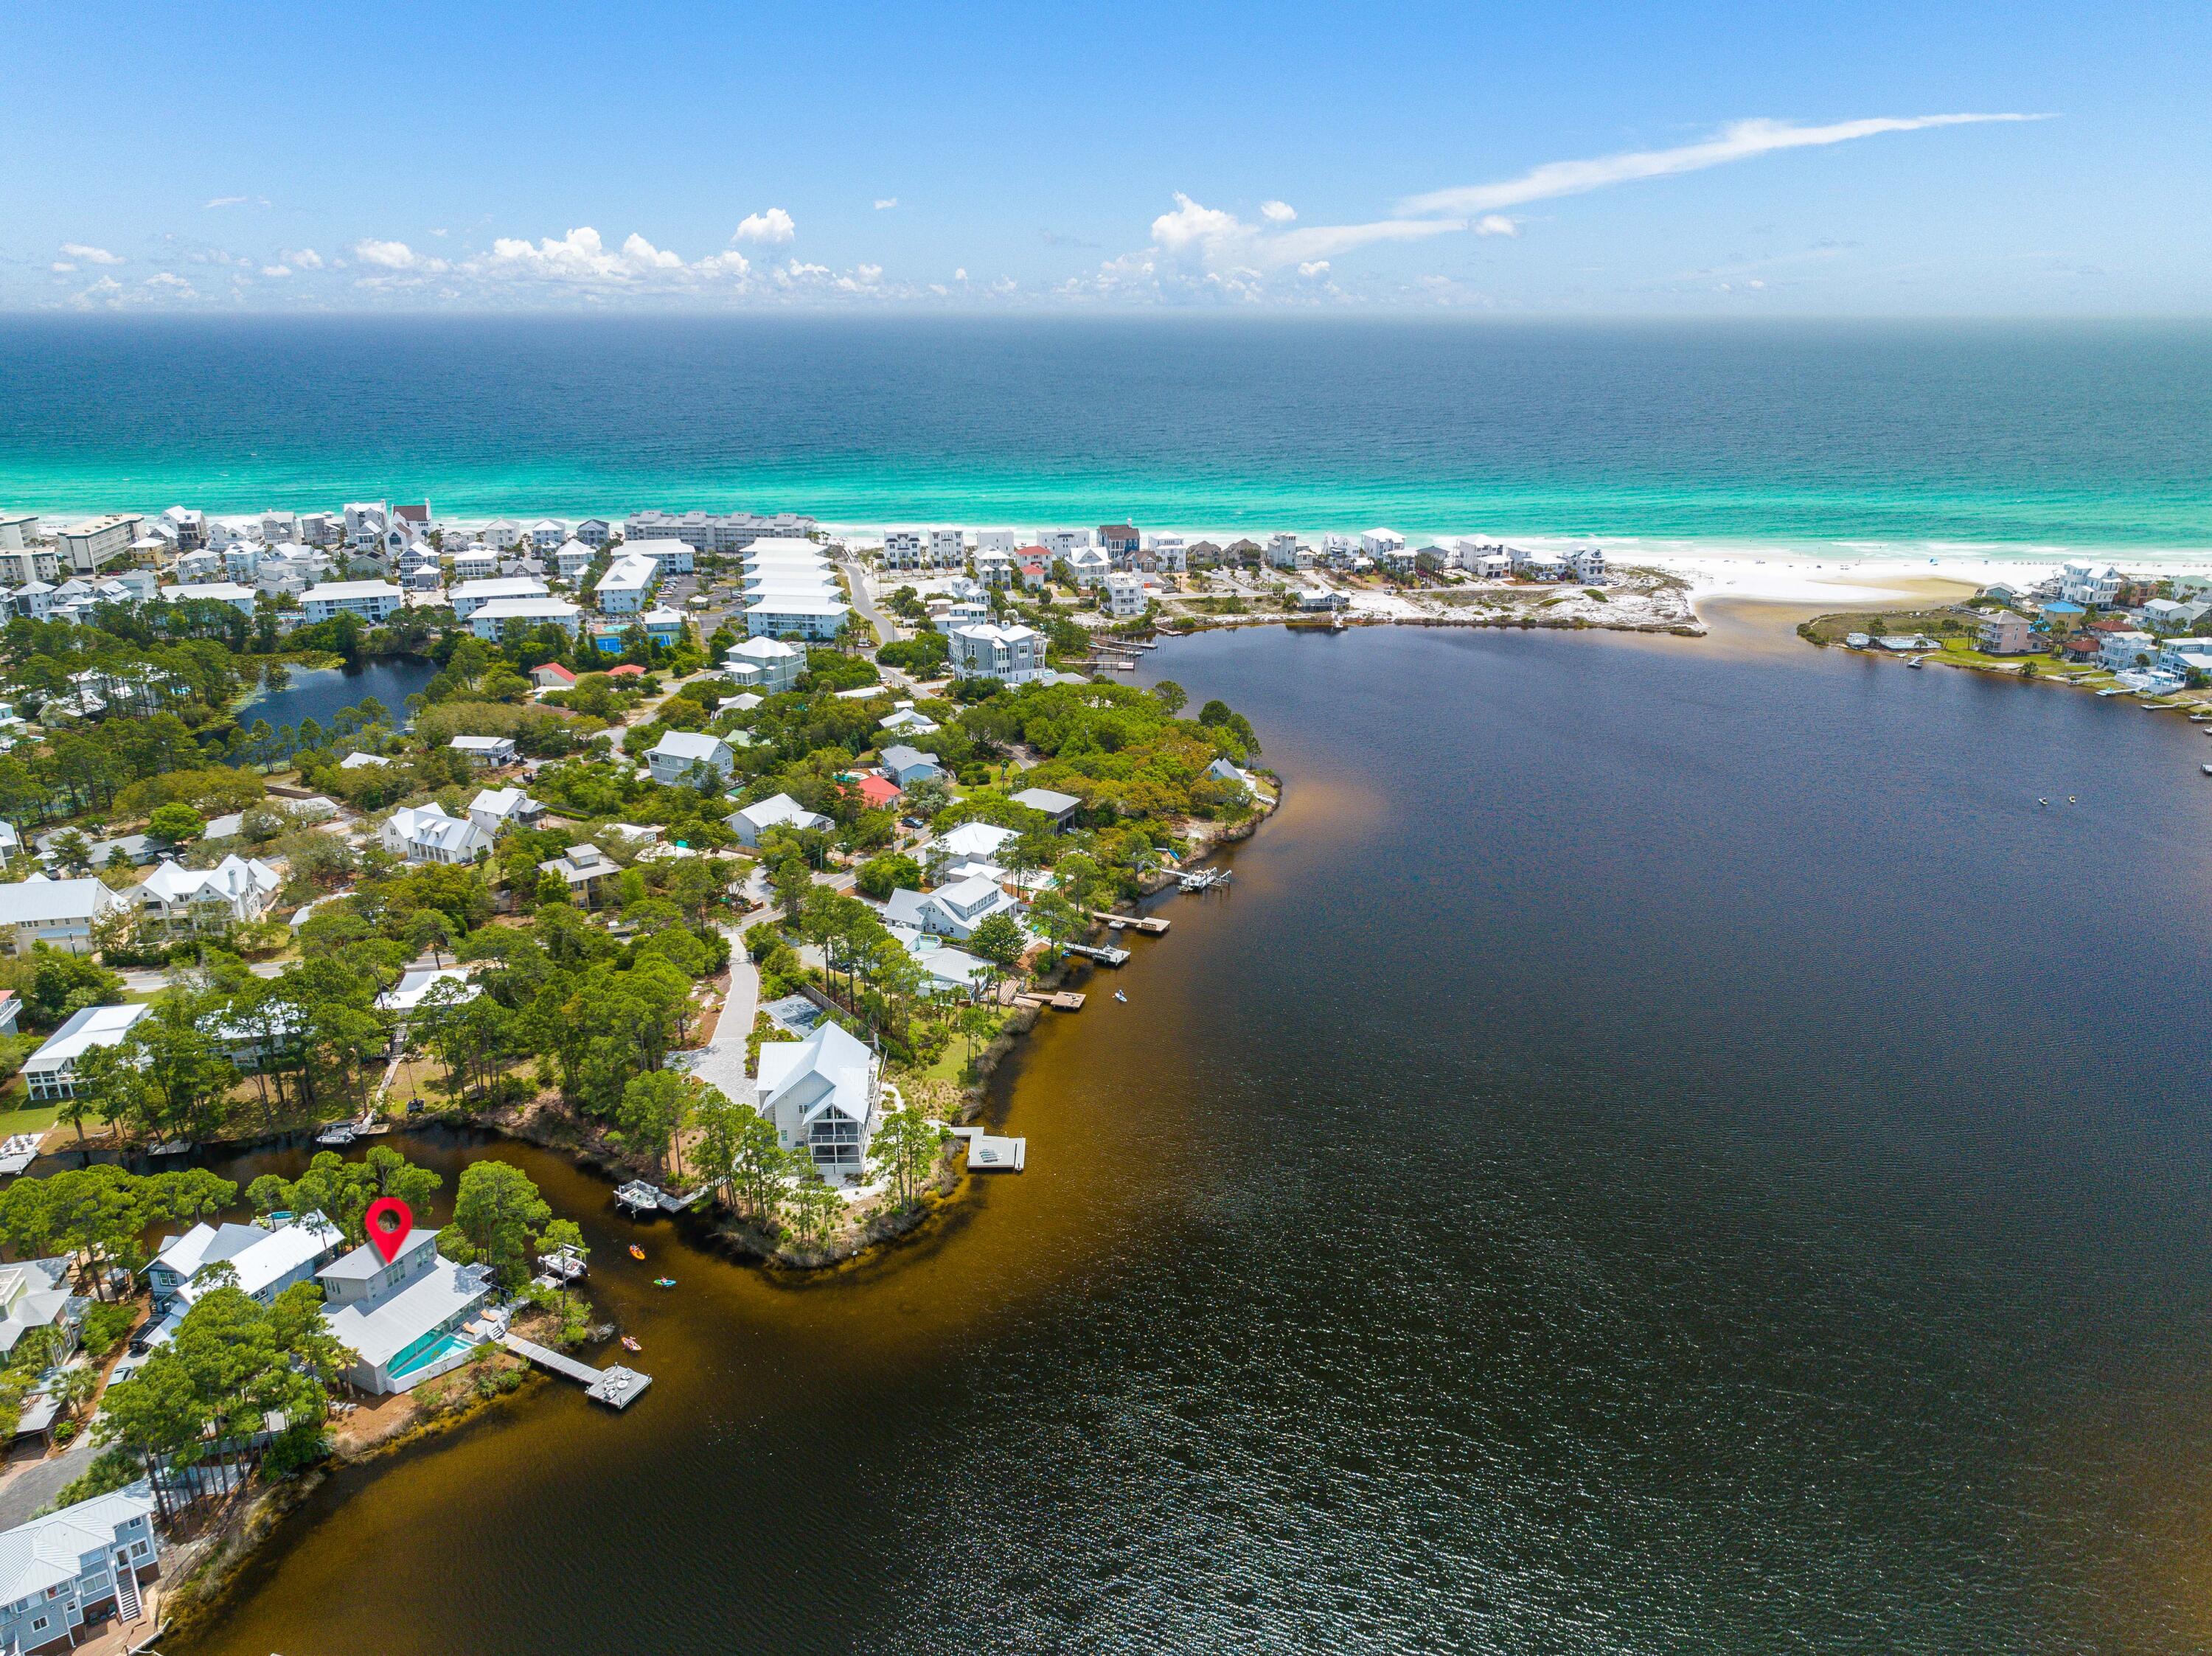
2098 630 2157 672
1103 571 1147 619
448 575 550 621
710 639 794 699
725 793 832 847
0 877 125 957
881 530 925 571
757 1020 883 1186
316 1228 493 1395
645 731 738 788
936 821 1018 866
1063 548 1110 588
0 1486 164 1655
136 855 281 933
2060 562 2124 608
299 580 405 625
24 1004 151 1102
947 623 1047 684
1360 527 1407 560
147 1213 343 1311
380 803 494 865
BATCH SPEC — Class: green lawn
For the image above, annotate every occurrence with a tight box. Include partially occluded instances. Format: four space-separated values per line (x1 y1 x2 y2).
0 1099 61 1138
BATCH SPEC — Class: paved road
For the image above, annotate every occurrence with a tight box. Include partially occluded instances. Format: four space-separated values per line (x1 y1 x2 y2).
677 935 759 1107
119 959 285 995
835 552 896 647
0 1429 95 1530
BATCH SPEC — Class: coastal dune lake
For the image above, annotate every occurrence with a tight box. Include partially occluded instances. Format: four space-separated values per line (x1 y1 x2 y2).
187 625 2212 1655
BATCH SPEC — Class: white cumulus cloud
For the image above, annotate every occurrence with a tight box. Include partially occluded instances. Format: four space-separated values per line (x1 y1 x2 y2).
285 248 324 269
355 239 447 272
262 264 293 278
1297 260 1329 278
61 243 123 265
1473 215 1518 237
1260 201 1297 223
50 262 76 274
734 208 796 245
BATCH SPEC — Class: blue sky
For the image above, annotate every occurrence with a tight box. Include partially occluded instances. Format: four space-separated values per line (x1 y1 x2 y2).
3 1 2204 313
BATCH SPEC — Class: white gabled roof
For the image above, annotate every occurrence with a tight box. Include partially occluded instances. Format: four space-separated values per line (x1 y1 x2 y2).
939 821 1016 860
302 580 403 602
321 1251 490 1367
139 854 278 908
0 877 114 928
757 1019 877 1126
452 576 550 602
24 1003 150 1077
649 731 729 762
726 636 801 662
734 793 826 832
0 1486 158 1604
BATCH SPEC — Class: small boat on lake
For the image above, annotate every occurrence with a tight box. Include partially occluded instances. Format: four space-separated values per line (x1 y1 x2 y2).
627 1244 646 1262
653 1277 676 1289
1113 990 1127 1003
621 1335 642 1353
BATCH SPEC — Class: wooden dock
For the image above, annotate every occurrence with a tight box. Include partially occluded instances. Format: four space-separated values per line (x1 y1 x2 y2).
1091 910 1169 934
1014 991 1087 1011
1065 942 1130 966
501 1334 652 1409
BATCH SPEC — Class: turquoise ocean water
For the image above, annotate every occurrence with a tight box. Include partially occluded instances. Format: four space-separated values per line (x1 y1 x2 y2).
2 316 2208 549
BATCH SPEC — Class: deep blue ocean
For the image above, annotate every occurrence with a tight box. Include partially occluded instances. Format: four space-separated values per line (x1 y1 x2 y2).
1 316 2208 546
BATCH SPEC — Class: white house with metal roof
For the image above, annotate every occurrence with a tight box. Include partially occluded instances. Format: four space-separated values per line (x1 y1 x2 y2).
147 1213 342 1311
0 877 125 956
882 874 1018 942
0 1485 162 1656
448 575 550 621
757 1020 882 1186
594 552 658 614
24 1004 150 1102
725 793 831 847
467 596 582 641
136 855 281 933
0 1260 83 1363
645 731 738 788
380 803 494 865
723 636 804 694
317 1228 493 1395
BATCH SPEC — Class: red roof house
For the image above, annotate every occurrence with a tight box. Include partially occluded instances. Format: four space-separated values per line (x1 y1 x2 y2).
846 773 902 810
607 664 646 680
530 662 577 688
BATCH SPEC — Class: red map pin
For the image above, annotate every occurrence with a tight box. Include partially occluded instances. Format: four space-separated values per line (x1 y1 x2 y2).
364 1197 414 1264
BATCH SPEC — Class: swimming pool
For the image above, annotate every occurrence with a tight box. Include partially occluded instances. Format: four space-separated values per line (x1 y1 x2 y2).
389 1332 475 1381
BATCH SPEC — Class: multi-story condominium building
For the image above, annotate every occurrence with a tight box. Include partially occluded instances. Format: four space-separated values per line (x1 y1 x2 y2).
948 622 1048 683
745 596 848 641
626 509 818 553
448 576 551 621
450 546 500 581
882 530 925 571
299 580 405 625
974 529 1024 554
163 582 258 616
0 514 39 551
553 539 597 580
295 511 338 546
1037 529 1088 559
594 553 658 614
469 597 581 640
928 529 966 568
0 548 60 586
633 540 694 576
528 519 568 552
53 515 142 574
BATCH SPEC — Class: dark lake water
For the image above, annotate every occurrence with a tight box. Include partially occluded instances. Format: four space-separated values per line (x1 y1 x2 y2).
178 625 2212 1655
238 656 438 736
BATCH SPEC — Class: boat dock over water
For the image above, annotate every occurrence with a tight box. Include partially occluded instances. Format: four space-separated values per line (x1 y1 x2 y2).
950 1127 1027 1172
1065 942 1131 966
500 1333 650 1409
1177 866 1231 892
614 1180 711 1216
0 1135 41 1175
1092 911 1170 933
